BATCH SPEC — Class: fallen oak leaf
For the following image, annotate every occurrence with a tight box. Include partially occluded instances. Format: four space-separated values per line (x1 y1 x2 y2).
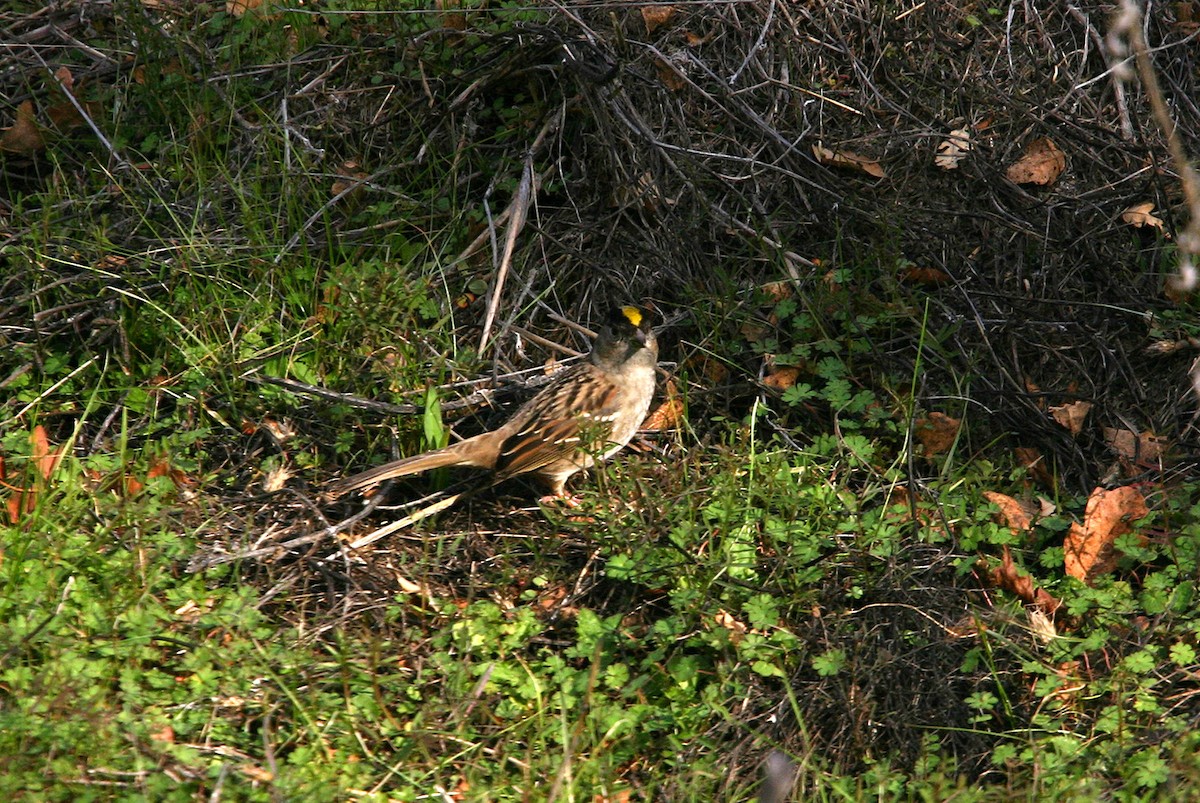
934 126 971 170
1063 485 1149 584
1 100 45 155
898 266 952 286
812 143 886 178
988 545 1062 617
1121 202 1166 231
653 56 686 91
1102 426 1167 464
641 4 678 34
1049 400 1092 437
915 412 960 456
641 379 684 431
762 365 800 391
1015 446 1056 490
1006 137 1065 186
983 491 1036 534
331 160 369 200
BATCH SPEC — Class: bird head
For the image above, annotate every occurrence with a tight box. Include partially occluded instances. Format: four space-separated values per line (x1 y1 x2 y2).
591 304 657 367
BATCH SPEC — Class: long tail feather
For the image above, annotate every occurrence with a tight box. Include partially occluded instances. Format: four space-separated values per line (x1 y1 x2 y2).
328 434 496 497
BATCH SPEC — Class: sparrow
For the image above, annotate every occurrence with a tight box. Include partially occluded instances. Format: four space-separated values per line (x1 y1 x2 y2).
329 304 658 500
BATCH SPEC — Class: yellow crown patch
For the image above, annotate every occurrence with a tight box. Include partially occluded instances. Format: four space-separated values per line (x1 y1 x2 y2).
620 305 643 327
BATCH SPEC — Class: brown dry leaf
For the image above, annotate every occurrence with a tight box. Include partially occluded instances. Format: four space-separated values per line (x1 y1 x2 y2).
1102 427 1168 465
713 609 747 645
763 366 800 391
149 724 175 744
1006 137 1065 186
535 584 570 613
55 65 75 94
642 380 684 431
1 101 45 155
898 266 952 286
1027 607 1058 644
761 281 793 302
262 464 293 493
713 608 748 633
683 30 707 47
915 412 960 455
684 355 727 384
331 161 369 199
147 459 190 488
654 57 686 91
47 99 92 131
1121 202 1165 231
6 490 36 525
1015 446 1055 490
47 66 101 131
1049 400 1092 437
1063 485 1149 583
437 0 467 31
983 491 1035 533
934 127 971 170
739 320 769 342
989 546 1062 616
260 417 296 445
594 791 634 803
238 764 275 783
641 5 678 34
812 143 886 178
227 0 265 16
1101 427 1136 460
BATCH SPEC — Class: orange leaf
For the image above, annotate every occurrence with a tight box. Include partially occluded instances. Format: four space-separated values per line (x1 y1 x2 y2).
1006 137 1065 186
989 546 1061 616
641 5 678 34
30 425 64 482
642 395 683 432
983 491 1035 533
653 57 686 91
898 266 952 286
1063 486 1149 583
150 725 175 744
915 412 960 455
1 100 45 155
763 366 800 391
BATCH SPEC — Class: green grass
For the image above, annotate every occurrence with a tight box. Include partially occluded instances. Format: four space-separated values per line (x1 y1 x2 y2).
5 1 1200 800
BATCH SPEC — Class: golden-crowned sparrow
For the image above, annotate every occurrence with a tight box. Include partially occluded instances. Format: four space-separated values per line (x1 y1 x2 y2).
329 304 658 499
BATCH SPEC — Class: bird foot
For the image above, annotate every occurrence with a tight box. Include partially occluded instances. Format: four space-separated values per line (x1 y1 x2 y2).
539 492 582 508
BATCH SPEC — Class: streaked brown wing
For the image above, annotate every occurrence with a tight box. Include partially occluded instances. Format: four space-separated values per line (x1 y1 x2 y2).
496 417 585 478
495 369 620 478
